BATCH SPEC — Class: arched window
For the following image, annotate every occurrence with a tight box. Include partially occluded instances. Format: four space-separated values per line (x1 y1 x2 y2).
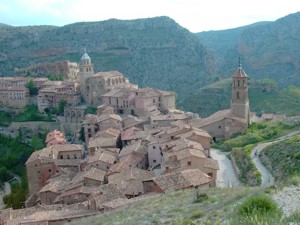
238 80 240 86
237 92 240 99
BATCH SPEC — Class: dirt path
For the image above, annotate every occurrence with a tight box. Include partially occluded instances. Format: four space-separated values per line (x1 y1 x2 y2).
210 149 242 188
251 130 300 187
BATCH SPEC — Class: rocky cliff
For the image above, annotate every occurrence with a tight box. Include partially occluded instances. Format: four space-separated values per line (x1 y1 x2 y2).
0 17 215 99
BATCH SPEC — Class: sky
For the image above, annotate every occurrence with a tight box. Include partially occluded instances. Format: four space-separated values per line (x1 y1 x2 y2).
0 0 300 32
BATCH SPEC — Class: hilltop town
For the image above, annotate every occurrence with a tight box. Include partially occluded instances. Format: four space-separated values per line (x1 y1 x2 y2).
0 51 281 224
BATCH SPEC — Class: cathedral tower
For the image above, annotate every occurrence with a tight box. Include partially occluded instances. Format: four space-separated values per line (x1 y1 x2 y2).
79 49 94 103
231 60 250 125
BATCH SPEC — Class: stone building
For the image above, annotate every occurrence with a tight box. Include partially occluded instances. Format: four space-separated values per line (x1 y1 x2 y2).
64 106 87 124
0 86 29 109
79 50 137 105
190 62 251 140
37 82 81 113
25 144 84 201
102 87 176 117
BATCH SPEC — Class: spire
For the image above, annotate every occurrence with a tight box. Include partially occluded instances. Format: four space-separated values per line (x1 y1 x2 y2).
233 57 247 78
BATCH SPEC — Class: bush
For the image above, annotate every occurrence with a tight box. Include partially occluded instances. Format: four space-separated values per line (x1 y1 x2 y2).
194 193 208 203
238 195 279 216
287 176 300 186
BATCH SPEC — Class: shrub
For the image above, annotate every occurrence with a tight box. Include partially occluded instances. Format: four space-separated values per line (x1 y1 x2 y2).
286 175 300 186
194 193 208 203
238 195 279 216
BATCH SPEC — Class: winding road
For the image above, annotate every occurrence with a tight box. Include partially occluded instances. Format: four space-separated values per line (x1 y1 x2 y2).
251 130 300 187
211 130 300 188
210 149 242 188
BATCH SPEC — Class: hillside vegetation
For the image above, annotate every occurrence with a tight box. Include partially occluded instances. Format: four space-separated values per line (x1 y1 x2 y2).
197 12 300 88
179 78 300 117
260 136 300 182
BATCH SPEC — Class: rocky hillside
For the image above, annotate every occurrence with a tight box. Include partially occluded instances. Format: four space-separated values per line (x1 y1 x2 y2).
0 17 215 99
197 12 300 87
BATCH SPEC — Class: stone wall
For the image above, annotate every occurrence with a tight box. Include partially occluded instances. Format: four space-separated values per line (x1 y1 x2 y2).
9 121 60 133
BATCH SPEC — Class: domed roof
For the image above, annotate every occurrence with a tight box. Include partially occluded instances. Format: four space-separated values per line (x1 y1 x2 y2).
81 52 91 61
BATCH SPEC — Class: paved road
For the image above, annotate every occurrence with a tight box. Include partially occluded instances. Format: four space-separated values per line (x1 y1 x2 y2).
251 143 275 187
251 130 300 187
210 149 242 188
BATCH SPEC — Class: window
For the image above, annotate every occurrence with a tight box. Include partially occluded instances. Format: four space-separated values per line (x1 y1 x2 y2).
153 146 156 149
153 160 156 163
218 126 221 129
208 173 213 177
237 92 240 99
67 155 70 159
74 154 77 159
188 161 192 166
48 169 52 172
60 155 63 159
153 99 155 103
238 80 240 86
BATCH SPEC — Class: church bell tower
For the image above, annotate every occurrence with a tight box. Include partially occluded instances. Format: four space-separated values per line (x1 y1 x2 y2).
79 49 94 104
231 59 250 125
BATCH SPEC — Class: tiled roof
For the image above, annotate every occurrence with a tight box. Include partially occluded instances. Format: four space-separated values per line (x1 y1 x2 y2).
119 140 147 157
151 169 211 193
88 137 117 148
88 151 116 165
121 126 141 141
93 71 124 78
233 66 248 78
163 138 204 152
190 109 235 128
98 113 122 122
204 158 220 170
170 148 206 160
25 150 42 165
84 167 106 182
95 127 120 138
39 180 68 194
109 154 145 174
109 167 154 184
92 183 127 209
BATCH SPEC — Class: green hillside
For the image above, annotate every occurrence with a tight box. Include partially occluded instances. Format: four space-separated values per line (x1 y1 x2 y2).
260 136 300 181
179 78 300 117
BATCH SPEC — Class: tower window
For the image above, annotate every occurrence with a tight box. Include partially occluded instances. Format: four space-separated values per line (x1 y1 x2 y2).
237 92 240 99
238 80 240 86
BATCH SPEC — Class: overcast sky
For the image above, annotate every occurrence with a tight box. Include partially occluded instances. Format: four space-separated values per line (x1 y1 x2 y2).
1 0 300 32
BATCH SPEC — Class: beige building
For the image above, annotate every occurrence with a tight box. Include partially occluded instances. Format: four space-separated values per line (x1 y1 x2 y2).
0 77 29 88
0 86 29 109
78 50 137 105
25 144 84 198
83 113 122 144
102 87 176 118
37 81 80 113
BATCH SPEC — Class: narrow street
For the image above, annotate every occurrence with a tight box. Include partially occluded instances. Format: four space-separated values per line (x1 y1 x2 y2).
210 149 242 188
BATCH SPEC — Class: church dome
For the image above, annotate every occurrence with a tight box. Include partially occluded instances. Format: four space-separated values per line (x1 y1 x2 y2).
81 52 91 61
